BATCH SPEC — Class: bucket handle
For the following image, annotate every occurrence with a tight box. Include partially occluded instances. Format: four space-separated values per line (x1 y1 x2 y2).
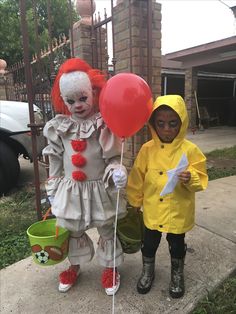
138 210 144 241
42 207 59 239
134 209 144 242
127 206 144 241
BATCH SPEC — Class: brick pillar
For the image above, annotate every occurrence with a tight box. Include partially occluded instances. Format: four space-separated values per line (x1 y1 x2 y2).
72 23 93 66
72 22 107 71
0 75 7 100
113 0 162 169
114 0 161 95
94 28 108 72
0 59 8 100
185 67 198 129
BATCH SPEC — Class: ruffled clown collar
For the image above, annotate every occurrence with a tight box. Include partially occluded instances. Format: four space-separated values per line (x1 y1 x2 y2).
55 112 104 139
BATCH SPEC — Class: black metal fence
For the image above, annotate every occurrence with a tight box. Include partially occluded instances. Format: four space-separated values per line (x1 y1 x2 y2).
9 0 153 219
12 0 115 219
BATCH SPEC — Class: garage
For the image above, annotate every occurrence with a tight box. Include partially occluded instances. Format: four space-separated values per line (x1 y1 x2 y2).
162 36 236 127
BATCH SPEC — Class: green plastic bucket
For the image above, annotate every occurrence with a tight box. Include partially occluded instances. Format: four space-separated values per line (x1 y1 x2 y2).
27 218 69 266
117 208 144 254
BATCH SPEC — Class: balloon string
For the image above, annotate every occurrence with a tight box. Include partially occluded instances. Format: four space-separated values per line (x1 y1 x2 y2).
112 138 125 314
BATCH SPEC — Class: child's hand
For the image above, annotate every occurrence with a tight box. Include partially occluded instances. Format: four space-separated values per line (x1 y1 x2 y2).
48 195 55 205
112 168 127 189
130 206 141 213
178 171 191 184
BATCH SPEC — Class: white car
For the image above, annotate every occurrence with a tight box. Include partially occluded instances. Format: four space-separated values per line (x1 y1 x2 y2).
0 100 46 195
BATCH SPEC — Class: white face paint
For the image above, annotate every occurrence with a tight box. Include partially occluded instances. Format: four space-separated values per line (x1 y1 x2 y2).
59 71 94 119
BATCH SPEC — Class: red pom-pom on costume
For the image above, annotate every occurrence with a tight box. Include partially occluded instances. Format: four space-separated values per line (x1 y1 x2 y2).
72 170 87 181
71 139 87 152
71 153 87 167
59 268 78 285
101 268 118 288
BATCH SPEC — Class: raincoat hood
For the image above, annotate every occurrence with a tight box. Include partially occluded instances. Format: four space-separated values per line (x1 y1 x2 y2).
149 95 189 144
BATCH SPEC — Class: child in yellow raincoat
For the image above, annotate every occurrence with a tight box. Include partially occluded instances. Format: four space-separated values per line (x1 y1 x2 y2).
126 95 208 298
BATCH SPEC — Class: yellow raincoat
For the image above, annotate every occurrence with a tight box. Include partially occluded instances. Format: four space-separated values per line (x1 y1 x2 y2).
127 95 208 234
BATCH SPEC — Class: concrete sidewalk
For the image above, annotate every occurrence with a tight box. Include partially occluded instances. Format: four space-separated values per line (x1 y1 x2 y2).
1 126 236 314
186 125 236 153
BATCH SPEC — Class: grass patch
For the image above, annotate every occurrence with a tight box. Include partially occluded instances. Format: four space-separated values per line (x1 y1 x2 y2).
206 146 236 159
192 275 236 314
0 187 39 269
207 167 236 181
206 146 236 181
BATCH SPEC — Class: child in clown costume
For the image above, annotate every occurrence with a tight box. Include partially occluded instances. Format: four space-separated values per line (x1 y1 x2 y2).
127 95 208 298
43 58 127 295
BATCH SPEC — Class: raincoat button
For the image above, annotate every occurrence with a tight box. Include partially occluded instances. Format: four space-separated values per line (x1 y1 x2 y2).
160 198 163 202
159 225 163 228
159 171 163 175
161 144 164 148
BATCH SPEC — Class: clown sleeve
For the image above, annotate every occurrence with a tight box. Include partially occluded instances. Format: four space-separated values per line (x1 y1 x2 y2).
43 118 64 196
99 123 127 188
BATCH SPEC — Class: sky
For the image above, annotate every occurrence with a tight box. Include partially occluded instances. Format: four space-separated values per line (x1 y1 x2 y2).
93 0 236 54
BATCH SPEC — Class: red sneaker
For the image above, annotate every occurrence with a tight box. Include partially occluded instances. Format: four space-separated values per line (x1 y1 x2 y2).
58 266 80 292
101 268 120 296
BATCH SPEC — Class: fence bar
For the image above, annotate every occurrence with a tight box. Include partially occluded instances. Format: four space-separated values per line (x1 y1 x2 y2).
94 16 111 29
139 1 144 76
91 0 96 67
147 0 153 87
128 0 133 73
46 0 56 81
111 0 116 73
68 0 75 57
19 0 42 220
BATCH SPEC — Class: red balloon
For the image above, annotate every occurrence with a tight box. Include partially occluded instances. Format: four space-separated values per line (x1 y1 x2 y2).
99 73 153 138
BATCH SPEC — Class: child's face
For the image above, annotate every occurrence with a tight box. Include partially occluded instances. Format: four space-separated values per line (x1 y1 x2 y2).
60 71 94 119
62 89 94 119
153 108 181 143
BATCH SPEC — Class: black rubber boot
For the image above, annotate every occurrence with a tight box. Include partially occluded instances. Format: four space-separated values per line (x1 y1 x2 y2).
137 255 155 294
169 257 185 298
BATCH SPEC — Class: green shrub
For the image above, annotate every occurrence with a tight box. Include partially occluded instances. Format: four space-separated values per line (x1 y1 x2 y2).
0 188 38 269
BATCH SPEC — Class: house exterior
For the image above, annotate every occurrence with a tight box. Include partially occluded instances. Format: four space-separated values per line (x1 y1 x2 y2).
162 36 236 127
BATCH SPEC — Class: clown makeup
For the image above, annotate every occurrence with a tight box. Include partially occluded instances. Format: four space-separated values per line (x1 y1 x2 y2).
153 105 181 143
59 71 94 119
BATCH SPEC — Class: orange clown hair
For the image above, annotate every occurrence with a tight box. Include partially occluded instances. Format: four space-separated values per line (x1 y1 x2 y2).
51 58 106 114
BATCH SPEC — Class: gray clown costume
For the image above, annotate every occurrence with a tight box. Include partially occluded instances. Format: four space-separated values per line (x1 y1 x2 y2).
43 79 127 269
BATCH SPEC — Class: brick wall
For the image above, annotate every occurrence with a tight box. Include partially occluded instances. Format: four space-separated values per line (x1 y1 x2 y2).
72 0 162 170
0 75 7 100
73 22 107 70
114 0 161 97
185 68 198 128
0 73 15 100
73 23 93 66
113 0 162 169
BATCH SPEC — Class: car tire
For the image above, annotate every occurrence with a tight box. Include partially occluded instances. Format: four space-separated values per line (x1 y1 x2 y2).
0 141 20 195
